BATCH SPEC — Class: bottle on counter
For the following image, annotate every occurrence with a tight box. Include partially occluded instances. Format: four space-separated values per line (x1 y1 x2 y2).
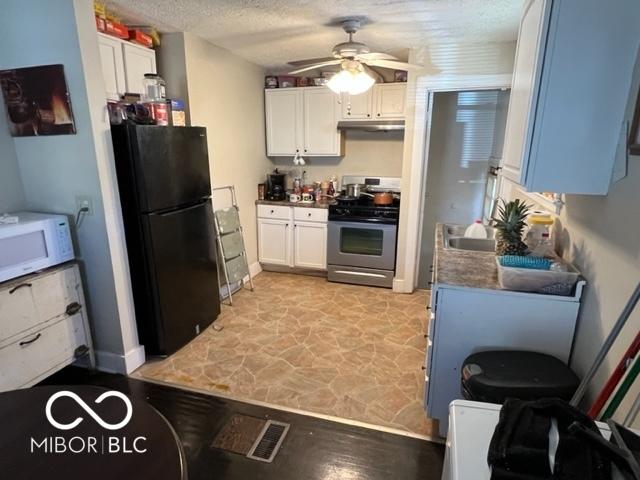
464 220 488 239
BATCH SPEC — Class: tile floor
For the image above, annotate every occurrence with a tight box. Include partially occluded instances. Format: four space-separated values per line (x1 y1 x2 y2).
134 272 438 437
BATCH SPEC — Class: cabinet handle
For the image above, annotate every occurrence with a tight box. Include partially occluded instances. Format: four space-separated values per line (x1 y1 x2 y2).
367 114 371 118
304 149 307 153
347 111 351 115
421 365 426 371
19 333 41 347
270 209 275 214
423 334 428 339
426 306 431 310
9 283 32 294
377 113 381 117
307 213 311 217
296 149 299 153
66 302 82 316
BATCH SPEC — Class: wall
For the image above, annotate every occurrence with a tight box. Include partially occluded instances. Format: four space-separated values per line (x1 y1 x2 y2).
502 50 640 419
271 130 405 187
158 32 272 271
395 41 517 292
0 98 24 212
0 0 142 373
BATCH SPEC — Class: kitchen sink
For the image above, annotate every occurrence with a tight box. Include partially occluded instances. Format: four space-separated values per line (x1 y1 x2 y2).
443 224 496 252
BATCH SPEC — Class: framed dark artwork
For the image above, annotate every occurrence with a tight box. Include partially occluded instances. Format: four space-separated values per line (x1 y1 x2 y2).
629 87 640 155
0 64 76 136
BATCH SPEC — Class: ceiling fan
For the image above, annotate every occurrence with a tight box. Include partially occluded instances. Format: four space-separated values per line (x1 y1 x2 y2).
288 18 422 76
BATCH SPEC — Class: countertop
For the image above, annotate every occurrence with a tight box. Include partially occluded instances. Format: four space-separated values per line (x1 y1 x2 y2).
255 199 335 209
433 222 500 290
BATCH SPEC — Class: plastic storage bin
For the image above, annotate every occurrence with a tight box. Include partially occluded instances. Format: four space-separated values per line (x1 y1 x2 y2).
496 257 580 295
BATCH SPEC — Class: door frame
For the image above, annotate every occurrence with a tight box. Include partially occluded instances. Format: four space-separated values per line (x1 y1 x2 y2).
395 74 512 292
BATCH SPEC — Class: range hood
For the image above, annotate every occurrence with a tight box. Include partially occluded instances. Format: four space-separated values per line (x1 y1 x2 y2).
337 120 405 132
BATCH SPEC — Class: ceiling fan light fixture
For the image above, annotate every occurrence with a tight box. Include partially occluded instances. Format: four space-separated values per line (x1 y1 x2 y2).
326 63 375 95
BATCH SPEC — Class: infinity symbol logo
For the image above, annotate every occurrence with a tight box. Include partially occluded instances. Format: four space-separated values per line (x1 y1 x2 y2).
45 391 133 431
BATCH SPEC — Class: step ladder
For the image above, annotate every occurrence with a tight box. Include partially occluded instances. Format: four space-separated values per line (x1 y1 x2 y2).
212 186 254 305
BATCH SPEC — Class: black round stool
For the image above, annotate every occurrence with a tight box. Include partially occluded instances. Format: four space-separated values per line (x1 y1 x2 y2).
461 350 580 404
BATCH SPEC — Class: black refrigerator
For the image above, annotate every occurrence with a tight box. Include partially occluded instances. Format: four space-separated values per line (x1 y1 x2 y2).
110 124 221 356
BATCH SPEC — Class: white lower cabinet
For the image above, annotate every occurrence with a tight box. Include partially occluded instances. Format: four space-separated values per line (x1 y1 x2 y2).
0 262 94 392
257 218 291 266
257 205 327 270
293 222 327 269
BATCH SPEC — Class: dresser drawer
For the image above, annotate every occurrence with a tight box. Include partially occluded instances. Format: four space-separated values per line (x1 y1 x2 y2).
0 312 88 391
294 207 327 223
257 204 292 220
0 266 79 343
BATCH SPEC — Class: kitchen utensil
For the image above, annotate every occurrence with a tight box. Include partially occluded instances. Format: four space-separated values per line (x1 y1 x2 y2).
345 183 365 197
360 191 395 205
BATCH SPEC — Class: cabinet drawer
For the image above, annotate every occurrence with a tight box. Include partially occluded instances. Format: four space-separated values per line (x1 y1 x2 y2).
293 207 327 223
0 313 88 391
0 266 79 343
257 204 292 220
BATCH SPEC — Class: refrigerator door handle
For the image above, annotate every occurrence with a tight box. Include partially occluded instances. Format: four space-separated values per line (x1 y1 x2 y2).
153 199 210 217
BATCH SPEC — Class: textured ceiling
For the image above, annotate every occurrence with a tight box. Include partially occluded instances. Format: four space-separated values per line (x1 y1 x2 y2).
104 0 523 72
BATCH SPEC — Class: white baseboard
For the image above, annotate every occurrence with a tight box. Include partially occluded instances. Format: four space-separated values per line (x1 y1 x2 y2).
248 261 262 279
95 344 146 375
393 277 413 293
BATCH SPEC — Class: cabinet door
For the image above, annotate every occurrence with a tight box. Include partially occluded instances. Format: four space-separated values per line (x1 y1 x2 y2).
293 222 327 270
303 87 342 156
122 43 157 94
374 84 406 119
265 89 302 156
258 218 291 266
97 34 126 98
500 0 550 184
341 91 373 119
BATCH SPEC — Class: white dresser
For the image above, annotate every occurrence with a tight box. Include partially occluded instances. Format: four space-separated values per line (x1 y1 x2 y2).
0 262 94 391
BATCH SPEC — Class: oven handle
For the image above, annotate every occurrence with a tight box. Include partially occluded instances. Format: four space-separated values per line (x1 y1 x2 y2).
332 270 388 279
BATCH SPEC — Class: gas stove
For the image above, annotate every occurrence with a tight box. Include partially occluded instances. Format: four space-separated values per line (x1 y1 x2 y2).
329 201 400 224
327 176 401 288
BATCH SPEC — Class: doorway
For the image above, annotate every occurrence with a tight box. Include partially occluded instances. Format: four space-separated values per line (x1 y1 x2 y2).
417 89 510 289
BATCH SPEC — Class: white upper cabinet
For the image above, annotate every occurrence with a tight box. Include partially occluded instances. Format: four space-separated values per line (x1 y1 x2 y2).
501 0 640 195
340 83 406 121
265 87 342 157
303 88 341 156
341 90 373 119
97 33 156 97
122 42 157 94
97 34 126 99
374 84 406 119
265 89 303 156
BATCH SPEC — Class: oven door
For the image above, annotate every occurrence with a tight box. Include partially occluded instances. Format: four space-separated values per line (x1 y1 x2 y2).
327 220 397 270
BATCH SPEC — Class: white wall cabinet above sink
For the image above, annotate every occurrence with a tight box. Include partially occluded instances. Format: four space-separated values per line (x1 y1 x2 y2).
265 87 343 157
500 0 640 195
97 33 156 98
341 83 406 120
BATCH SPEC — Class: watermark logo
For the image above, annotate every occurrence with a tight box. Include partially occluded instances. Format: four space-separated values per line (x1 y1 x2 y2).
45 391 132 431
31 390 147 455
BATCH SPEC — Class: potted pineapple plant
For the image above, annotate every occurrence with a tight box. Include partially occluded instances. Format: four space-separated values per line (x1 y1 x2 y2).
493 199 531 256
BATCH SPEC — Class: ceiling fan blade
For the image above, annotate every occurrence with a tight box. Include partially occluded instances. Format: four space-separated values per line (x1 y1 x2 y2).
288 57 336 67
364 59 423 71
357 52 399 61
288 60 342 75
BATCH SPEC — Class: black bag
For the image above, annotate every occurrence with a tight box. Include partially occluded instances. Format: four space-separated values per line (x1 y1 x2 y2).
487 398 611 480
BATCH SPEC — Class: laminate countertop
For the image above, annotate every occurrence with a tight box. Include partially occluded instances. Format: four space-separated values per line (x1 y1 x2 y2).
433 223 500 290
255 199 335 209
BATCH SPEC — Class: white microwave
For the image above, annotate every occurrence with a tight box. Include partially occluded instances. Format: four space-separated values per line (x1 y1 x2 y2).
0 212 74 283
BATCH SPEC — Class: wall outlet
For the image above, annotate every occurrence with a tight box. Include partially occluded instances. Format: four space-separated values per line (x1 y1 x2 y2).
75 195 93 215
